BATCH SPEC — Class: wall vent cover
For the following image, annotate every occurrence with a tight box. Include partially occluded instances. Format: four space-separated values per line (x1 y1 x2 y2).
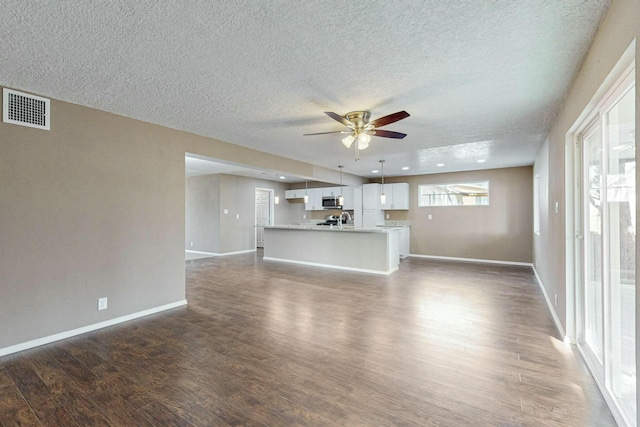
3 88 50 130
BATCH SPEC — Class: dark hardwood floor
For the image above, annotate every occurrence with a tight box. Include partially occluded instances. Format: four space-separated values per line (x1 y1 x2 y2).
1 253 616 426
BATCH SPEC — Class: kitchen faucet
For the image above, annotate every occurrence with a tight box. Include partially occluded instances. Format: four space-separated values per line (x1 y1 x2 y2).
339 211 352 225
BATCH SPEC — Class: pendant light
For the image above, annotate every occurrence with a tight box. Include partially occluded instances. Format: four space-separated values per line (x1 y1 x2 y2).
338 165 344 206
274 173 280 204
379 160 386 205
304 180 309 203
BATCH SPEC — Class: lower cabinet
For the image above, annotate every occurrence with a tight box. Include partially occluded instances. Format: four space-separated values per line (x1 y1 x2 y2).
399 226 410 258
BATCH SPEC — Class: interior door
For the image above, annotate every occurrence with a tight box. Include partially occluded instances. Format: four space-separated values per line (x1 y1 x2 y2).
255 189 271 248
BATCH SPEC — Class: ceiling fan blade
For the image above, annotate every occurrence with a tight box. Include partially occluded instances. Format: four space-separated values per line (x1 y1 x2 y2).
373 130 407 139
303 130 348 136
324 111 351 126
369 111 410 128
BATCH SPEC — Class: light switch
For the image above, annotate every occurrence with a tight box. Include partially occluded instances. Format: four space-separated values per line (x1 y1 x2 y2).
555 202 559 214
224 209 229 215
428 214 432 220
236 214 240 219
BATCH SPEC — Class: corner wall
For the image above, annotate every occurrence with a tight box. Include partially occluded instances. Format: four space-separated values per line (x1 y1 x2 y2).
385 166 533 263
0 87 341 352
185 174 307 255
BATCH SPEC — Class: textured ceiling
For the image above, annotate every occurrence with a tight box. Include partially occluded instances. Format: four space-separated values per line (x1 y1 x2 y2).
0 1 610 180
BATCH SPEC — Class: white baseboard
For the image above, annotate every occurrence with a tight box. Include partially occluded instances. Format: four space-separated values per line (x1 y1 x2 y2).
0 299 187 357
186 249 256 257
531 266 566 340
215 249 256 257
408 253 533 267
185 250 216 256
263 256 398 276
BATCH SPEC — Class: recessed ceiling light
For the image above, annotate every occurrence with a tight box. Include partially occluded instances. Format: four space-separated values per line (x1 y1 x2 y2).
372 169 379 173
402 166 410 170
279 175 286 179
477 159 485 163
437 163 445 167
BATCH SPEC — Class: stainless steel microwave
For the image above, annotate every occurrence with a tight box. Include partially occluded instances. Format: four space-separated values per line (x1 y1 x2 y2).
321 196 342 209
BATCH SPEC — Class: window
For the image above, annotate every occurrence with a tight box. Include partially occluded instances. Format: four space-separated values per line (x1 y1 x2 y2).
418 181 489 207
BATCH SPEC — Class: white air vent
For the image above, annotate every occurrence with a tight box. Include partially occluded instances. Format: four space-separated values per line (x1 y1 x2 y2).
3 88 50 130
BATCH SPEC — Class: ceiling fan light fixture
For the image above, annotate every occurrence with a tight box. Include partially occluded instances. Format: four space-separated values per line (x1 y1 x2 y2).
342 134 355 148
357 133 371 149
305 110 409 161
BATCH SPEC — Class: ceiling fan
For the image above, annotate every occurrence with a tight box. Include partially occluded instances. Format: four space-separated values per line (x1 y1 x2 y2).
304 110 410 160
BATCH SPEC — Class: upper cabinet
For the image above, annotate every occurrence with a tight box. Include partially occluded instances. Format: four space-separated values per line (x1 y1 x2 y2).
284 185 358 211
364 182 409 210
304 188 323 210
290 186 357 211
285 189 306 199
362 183 381 209
381 183 409 210
341 186 355 210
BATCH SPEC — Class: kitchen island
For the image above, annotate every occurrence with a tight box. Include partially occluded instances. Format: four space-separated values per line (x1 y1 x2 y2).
263 225 400 275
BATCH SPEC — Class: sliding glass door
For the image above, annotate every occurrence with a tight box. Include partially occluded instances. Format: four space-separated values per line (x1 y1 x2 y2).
578 69 635 426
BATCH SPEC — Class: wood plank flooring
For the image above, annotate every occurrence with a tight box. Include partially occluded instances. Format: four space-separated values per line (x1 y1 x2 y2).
0 253 616 426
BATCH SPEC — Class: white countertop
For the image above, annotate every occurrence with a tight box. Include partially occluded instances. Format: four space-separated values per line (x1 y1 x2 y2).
266 225 401 233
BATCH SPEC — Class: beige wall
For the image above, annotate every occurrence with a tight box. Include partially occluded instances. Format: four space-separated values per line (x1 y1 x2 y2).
0 96 187 349
0 88 348 351
532 0 638 421
382 167 533 263
186 174 307 254
185 175 221 252
533 0 639 342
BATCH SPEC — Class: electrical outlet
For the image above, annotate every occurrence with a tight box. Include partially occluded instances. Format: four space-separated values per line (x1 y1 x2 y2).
224 209 229 215
303 214 306 219
386 214 390 219
190 241 193 247
555 202 559 214
428 214 432 220
236 214 240 219
98 297 108 311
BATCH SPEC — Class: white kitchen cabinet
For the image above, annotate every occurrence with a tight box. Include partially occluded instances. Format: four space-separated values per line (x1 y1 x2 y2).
398 225 410 258
380 184 393 210
322 187 339 197
285 189 306 199
304 188 323 210
384 183 409 210
362 183 381 209
340 186 355 210
363 209 384 228
300 186 356 211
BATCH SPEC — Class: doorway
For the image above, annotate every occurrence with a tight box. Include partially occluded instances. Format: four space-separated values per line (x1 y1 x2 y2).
255 188 274 248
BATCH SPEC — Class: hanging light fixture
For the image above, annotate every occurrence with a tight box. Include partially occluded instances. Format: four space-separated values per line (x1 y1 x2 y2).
379 160 386 204
274 173 280 204
338 165 344 206
304 180 309 203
